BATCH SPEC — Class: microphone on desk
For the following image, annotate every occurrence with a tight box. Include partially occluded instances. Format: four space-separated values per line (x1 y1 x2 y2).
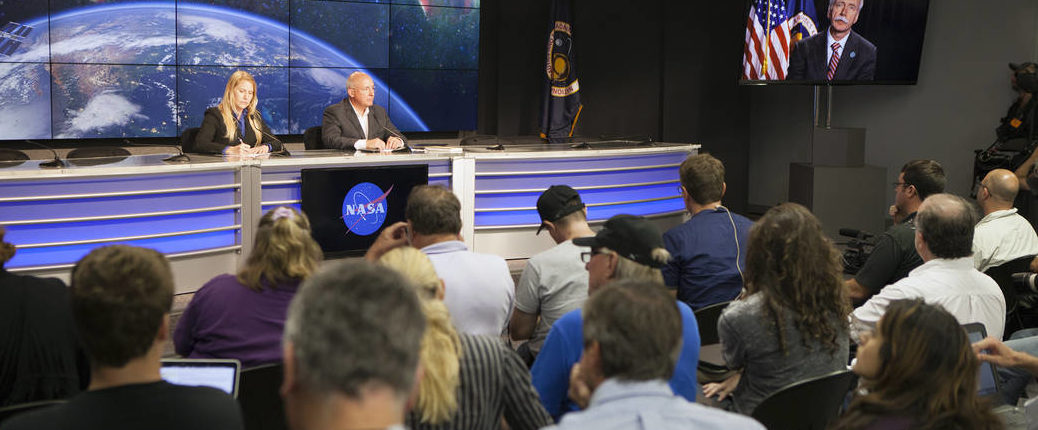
24 140 67 169
259 129 292 157
381 125 412 152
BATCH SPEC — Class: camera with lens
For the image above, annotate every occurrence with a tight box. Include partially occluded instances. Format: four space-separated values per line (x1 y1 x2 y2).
838 228 877 275
1013 272 1038 309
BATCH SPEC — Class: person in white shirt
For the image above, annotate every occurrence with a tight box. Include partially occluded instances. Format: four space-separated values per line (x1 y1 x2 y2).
852 193 1006 342
972 168 1038 272
320 71 406 151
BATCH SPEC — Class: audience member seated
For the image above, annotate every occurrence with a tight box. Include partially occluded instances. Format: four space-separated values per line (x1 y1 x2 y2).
973 168 1038 272
702 203 851 415
662 154 753 310
851 194 1006 342
174 206 321 368
845 160 946 303
0 227 87 407
375 246 552 430
511 185 595 365
279 260 424 430
531 214 700 421
1 246 242 430
832 299 1002 430
405 185 515 336
973 333 1038 406
545 280 764 430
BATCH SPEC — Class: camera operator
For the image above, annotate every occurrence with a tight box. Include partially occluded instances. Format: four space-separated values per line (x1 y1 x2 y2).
844 160 946 304
972 169 1038 272
1008 63 1038 195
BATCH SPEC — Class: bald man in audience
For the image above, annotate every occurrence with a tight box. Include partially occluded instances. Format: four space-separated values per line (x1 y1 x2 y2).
851 194 1006 342
973 169 1038 272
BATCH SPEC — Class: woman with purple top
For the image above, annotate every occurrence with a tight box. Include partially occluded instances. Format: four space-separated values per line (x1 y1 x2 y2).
174 206 322 368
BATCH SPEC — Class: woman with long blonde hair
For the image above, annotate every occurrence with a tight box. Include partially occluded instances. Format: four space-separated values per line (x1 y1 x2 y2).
194 70 283 155
832 299 1003 430
174 206 321 367
377 246 551 430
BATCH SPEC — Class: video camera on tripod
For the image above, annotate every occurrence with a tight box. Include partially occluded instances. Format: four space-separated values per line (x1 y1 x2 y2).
837 228 877 275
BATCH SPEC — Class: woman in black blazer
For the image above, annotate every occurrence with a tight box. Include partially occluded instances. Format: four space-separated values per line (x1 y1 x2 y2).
194 70 283 155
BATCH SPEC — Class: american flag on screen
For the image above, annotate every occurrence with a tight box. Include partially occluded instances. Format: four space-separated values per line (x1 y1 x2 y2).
743 0 819 80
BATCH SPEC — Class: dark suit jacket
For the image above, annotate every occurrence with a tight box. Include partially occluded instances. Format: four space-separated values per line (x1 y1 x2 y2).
786 29 876 81
193 107 283 154
321 100 406 151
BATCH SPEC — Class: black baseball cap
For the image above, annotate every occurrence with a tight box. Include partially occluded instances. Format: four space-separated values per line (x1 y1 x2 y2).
536 185 585 235
573 214 667 268
1010 62 1037 72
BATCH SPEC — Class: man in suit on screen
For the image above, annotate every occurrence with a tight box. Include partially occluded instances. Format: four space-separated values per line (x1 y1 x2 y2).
787 0 876 81
321 71 407 151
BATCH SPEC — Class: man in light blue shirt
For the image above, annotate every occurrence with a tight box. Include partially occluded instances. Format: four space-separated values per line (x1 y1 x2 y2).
546 280 763 430
405 185 515 336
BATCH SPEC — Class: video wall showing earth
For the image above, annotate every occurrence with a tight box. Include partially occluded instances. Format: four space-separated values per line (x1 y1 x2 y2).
0 0 479 140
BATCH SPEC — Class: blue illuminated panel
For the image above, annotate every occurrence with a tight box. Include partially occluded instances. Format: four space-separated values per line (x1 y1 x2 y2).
472 151 690 227
0 189 236 222
7 230 237 269
5 210 237 246
476 198 684 227
0 169 240 269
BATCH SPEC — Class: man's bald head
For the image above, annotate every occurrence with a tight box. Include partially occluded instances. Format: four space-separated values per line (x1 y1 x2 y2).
981 169 1020 202
916 193 978 259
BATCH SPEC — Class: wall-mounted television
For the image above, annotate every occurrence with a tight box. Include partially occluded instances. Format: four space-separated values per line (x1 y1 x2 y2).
0 0 479 141
740 0 929 85
300 164 428 258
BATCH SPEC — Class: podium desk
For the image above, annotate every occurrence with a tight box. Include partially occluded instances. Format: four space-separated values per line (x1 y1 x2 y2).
0 143 697 293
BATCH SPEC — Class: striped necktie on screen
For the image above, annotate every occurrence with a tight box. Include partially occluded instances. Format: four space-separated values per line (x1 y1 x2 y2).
827 42 841 80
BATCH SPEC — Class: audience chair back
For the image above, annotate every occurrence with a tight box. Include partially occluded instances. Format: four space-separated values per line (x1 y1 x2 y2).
984 254 1036 336
751 369 858 430
237 362 287 430
302 126 323 150
695 300 733 383
0 400 66 426
181 127 201 153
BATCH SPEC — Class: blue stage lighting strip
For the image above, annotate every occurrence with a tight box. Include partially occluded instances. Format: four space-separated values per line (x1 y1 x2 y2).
0 204 241 226
0 183 240 203
6 244 243 274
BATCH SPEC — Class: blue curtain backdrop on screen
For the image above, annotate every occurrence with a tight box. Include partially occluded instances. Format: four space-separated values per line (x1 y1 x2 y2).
0 0 480 140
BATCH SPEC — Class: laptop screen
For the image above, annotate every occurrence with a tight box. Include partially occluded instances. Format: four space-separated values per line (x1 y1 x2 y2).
963 323 1000 398
160 358 241 398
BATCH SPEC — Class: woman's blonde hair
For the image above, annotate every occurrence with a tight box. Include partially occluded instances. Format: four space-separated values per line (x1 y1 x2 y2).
602 247 667 284
378 247 461 424
237 206 322 291
218 70 262 144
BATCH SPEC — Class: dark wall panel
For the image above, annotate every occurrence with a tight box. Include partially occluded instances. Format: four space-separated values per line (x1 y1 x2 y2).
478 0 752 210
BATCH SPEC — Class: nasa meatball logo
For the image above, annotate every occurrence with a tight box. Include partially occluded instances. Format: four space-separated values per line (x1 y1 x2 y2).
341 182 393 236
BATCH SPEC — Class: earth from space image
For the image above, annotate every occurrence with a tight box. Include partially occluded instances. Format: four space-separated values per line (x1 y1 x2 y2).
0 3 426 139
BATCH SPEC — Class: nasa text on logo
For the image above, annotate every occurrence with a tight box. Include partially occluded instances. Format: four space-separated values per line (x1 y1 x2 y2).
341 182 393 236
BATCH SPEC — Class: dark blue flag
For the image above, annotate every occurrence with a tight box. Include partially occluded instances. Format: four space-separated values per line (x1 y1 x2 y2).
540 0 582 143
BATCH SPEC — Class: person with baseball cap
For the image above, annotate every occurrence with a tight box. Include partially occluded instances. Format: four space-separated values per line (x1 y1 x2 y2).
529 214 701 421
510 185 596 366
